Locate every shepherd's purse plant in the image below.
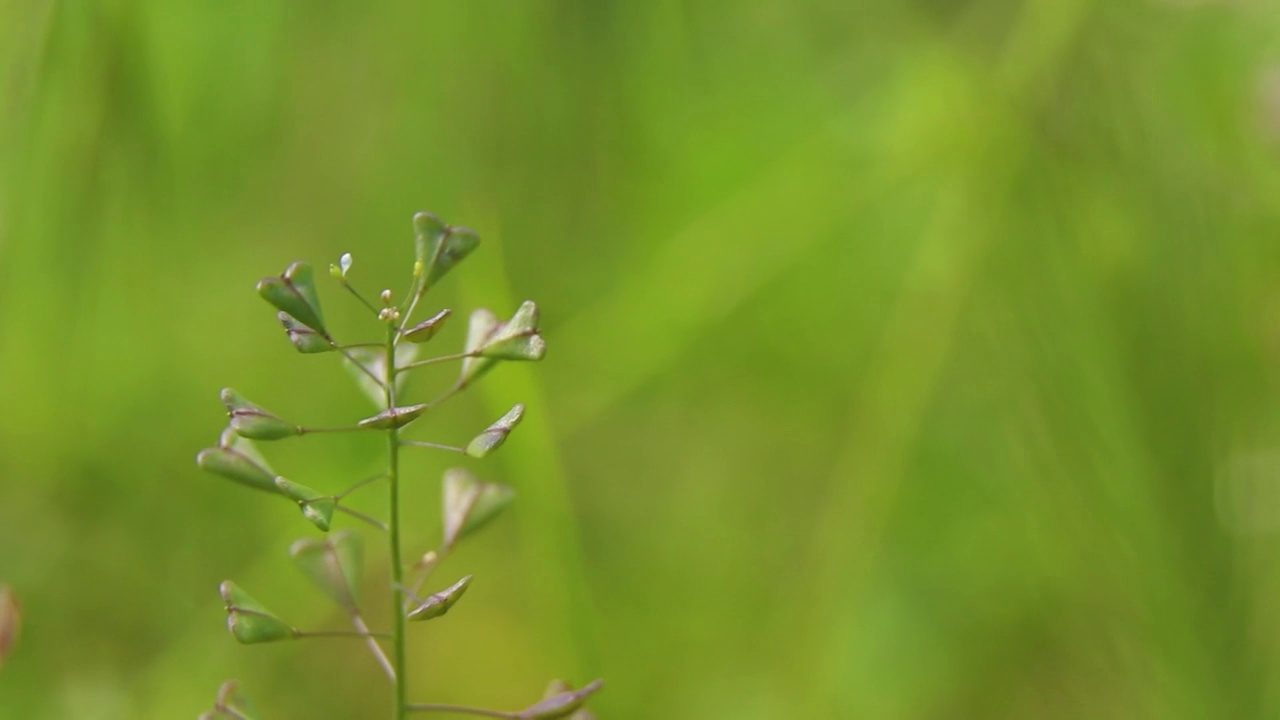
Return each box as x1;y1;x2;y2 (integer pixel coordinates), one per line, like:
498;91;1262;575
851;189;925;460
194;212;602;720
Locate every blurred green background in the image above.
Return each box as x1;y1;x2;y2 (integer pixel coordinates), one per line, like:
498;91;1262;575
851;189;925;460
4;1;1280;718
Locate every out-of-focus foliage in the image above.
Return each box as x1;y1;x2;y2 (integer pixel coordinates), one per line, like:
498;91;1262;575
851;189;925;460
3;1;1280;718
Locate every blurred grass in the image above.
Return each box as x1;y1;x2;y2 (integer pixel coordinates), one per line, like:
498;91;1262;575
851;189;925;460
5;1;1280;718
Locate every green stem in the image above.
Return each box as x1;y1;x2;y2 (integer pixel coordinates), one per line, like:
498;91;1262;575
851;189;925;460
404;704;514;718
385;324;408;720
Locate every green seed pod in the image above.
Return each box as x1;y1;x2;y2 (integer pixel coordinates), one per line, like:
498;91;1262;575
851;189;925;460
442;468;515;549
219;581;296;644
289;530;363;610
515;680;604;719
413;212;480;293
406;575;473;622
196;442;279;494
357;403;429;430
278;312;333;353
459;309;500;385
204;681;262;720
479;301;547;361
221;388;299;440
401;308;452;344
274;478;335;532
465;403;525;458
257;262;327;336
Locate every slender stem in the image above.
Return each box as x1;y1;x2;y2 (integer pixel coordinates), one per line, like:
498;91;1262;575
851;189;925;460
397;291;424;342
408;546;450;597
336;473;389;499
400;440;465;454
351;611;396;683
404;704;514;718
426;380;465;410
295;629;392;640
385;324;408;720
335;341;384;350
343;283;383;317
340;348;387;390
298;425;369;436
396;352;476;374
335;504;389;532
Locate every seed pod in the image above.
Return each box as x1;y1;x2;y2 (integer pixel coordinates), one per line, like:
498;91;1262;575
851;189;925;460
406;575;473;621
219;581;296;644
196;433;280;495
465;404;525;458
401;309;452;344
279;312;333;353
221;388;299;440
290;531;363;610
413;212;480;293
515;680;605;719
257;262;327;336
275;478;336;532
357;403;430;430
442;468;515;549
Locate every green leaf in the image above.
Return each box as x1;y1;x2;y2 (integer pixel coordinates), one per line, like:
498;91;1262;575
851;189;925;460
479;301;547;361
257;262;327;336
274;478;335;532
400;308;452;344
278;312;333;353
413;212;480;292
405;575;473;621
221;388;299;440
357;403;429;430
196;431;280;494
516;680;604;719
0;585;19;671
289;530;363;610
465;403;525;458
219;582;296;644
460;308;500;385
442;468;515;549
342;344;419;406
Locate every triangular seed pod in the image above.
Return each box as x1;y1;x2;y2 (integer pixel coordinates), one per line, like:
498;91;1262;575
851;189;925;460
465;403;525;458
257;262;327;336
413;212;480;293
289;530;363;610
442;468;515;549
196;443;279;495
357;403;430;430
479;301;547;361
219;581;296;644
401;308;452;344
221;388;299;440
515;680;604;719
278;312;333;354
342;344;419;407
459;308;500;385
405;575;473;621
274;478;335;532
210;681;262;720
